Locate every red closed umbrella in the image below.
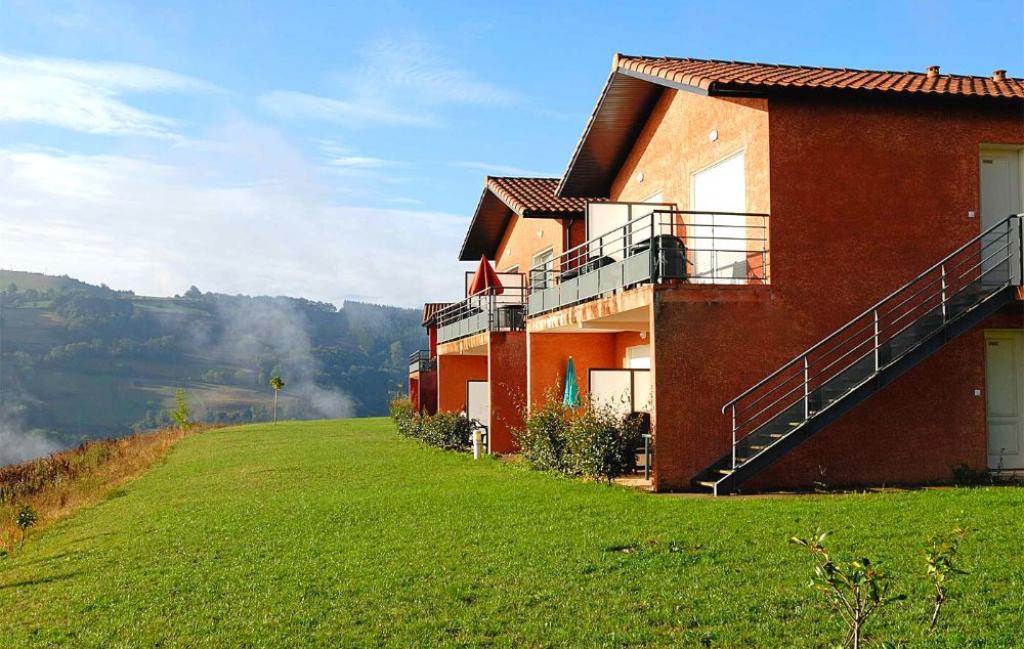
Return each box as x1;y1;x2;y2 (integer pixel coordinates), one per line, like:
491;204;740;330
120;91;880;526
468;255;504;296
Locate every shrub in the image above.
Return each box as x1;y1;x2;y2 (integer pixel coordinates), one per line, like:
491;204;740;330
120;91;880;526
389;395;472;451
388;396;420;438
514;398;571;472
515;394;641;481
564;403;642;482
421;412;474;451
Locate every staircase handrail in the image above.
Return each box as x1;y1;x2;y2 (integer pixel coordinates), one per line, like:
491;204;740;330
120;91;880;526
722;213;1023;415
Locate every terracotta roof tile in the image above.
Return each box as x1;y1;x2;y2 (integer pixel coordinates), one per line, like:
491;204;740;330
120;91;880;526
422;302;450;326
616;55;1024;99
484;177;592;217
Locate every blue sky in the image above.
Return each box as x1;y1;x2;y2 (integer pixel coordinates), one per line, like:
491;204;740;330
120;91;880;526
1;1;1022;306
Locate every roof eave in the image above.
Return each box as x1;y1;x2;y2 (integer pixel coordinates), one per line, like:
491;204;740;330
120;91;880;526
555;67;619;198
457;186;504;262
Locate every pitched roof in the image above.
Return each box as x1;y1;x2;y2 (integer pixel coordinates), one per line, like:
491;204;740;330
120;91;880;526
459;177;598;261
422;302;449;326
616;55;1024;99
484;177;591;217
558;55;1024;197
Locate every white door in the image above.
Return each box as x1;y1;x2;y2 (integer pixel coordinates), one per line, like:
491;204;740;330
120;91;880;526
692;152;747;283
985;331;1024;470
467;380;489;430
979;150;1022;285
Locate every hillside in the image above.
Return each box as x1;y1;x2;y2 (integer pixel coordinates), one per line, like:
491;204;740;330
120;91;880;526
0;419;1021;647
0;271;423;462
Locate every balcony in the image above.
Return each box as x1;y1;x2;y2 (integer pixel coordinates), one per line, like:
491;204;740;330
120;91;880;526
436;273;528;344
527;206;769;316
409;350;435;375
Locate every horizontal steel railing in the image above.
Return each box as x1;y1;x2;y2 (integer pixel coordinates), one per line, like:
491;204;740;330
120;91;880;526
435;275;528;343
722;214;1023;470
527;209;770;314
408;350;434;374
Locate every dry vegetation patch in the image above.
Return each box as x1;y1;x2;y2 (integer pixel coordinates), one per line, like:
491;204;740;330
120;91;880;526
0;425;214;551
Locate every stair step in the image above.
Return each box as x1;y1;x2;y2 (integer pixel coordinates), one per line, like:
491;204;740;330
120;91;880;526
697;480;717;489
717;468;733;476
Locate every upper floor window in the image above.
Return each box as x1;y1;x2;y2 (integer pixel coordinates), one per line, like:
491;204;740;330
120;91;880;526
530;248;554;290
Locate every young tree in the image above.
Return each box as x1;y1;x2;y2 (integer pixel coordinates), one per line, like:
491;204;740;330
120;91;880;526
925;527;968;631
16;504;37;548
270;375;285;423
791;529;904;649
170;389;193;430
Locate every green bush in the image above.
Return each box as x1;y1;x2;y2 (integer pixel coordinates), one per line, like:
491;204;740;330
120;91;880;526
421;412;474;451
515;395;641;481
564;403;641;482
389;395;472;451
388;396;420;438
514;398;570;472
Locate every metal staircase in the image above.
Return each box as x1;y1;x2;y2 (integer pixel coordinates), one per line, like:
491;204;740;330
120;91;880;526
694;214;1024;495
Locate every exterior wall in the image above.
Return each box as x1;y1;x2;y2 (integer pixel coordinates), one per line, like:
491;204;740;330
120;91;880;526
528;331;649;407
437;354;487;413
613;332;648;366
567;218;587;249
420;369;438;415
494;213;569;274
428;325;438;357
488;332;527;453
408;375;420;411
610;89;770;213
529;332;617;406
645;91;1024;490
408;370;439;415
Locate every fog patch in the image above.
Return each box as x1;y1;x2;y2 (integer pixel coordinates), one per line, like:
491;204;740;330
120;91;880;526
0;391;60;466
207;294;355;420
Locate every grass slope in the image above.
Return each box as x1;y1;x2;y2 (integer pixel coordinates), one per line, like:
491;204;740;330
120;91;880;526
0;419;1021;648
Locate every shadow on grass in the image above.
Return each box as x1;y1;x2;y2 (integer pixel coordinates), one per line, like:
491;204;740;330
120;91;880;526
0;550;83;571
0;571;83;590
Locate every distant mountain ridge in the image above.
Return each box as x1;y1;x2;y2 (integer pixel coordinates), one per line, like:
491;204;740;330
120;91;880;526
0;270;423;464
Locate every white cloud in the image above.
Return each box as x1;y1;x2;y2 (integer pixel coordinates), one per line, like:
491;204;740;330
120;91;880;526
260;90;435;128
389;197;424;206
0;139;468;307
345;38;520;107
326;155;394;169
452;161;556;177
0;53;215;137
261;36;520;128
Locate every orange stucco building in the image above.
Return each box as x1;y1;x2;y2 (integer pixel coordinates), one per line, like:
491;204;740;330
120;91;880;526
413;54;1024;494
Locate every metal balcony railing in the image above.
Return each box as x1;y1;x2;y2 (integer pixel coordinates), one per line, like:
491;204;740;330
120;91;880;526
435;274;528;344
527;208;770;315
408;350;434;375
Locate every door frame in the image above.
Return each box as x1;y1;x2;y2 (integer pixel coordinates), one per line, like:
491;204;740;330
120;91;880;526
979;146;1024;285
690;149;748;283
984;328;1024;470
979;145;1024;216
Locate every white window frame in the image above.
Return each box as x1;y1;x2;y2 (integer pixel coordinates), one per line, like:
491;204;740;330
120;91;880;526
530;247;554;290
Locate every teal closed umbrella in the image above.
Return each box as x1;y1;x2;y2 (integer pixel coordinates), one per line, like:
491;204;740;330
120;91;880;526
563;356;581;407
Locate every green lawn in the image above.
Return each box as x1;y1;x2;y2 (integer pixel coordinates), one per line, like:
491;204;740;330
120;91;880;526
1;419;1021;648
